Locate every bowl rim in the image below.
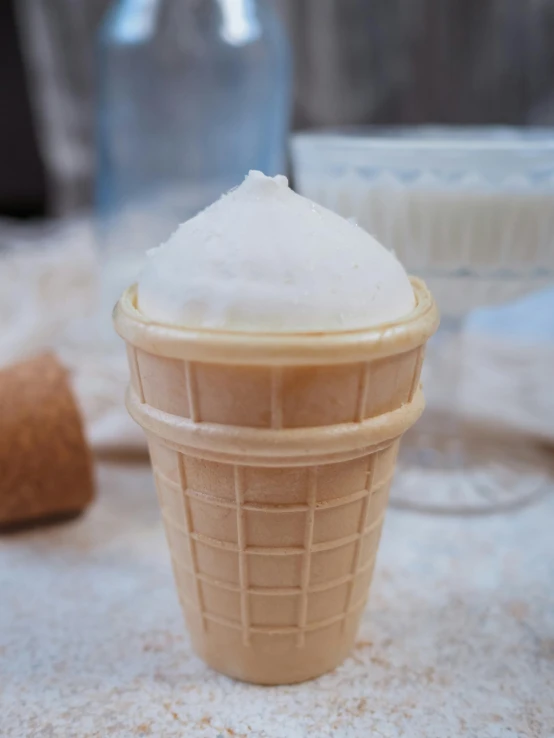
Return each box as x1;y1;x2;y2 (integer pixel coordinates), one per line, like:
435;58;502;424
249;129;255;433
292;125;554;154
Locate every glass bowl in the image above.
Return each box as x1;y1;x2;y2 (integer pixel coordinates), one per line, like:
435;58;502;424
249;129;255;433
292;126;554;315
291;126;554;514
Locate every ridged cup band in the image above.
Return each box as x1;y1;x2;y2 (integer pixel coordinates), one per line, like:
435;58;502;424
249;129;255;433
126;384;425;467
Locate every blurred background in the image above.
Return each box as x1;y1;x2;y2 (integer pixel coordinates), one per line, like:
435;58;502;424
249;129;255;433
3;0;554;219
3;6;554;730
1;0;554;514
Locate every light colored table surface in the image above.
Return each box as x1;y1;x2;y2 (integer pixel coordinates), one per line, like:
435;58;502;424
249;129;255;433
1;460;553;738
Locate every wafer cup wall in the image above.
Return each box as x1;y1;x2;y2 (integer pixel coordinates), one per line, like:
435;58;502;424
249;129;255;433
114;278;438;684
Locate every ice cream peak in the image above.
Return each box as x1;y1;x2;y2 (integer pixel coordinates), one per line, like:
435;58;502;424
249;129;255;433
137;171;415;332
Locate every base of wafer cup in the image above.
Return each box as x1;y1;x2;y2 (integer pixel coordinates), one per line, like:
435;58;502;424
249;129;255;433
115;277;438;684
190;600;363;684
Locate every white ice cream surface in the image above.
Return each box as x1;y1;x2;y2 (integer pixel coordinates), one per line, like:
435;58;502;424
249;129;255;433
137;171;415;332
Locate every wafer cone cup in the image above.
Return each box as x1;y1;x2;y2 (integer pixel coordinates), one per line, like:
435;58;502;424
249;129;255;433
114;278;438;684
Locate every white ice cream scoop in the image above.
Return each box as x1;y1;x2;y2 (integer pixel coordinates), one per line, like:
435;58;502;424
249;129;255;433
137;170;415;332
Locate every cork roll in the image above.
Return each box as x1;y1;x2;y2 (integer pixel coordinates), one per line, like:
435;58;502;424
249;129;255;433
0;353;94;529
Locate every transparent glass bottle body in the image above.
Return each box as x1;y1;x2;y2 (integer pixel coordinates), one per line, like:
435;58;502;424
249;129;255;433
96;0;291;314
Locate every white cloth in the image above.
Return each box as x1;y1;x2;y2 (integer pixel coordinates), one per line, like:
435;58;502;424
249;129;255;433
0;219;143;453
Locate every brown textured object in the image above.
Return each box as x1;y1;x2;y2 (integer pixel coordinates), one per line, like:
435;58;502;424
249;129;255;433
0;353;94;528
115;278;439;684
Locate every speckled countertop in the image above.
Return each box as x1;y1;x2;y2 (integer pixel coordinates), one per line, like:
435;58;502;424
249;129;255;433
1;461;553;738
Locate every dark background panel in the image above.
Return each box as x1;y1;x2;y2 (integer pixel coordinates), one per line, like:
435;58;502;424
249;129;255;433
0;0;47;218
